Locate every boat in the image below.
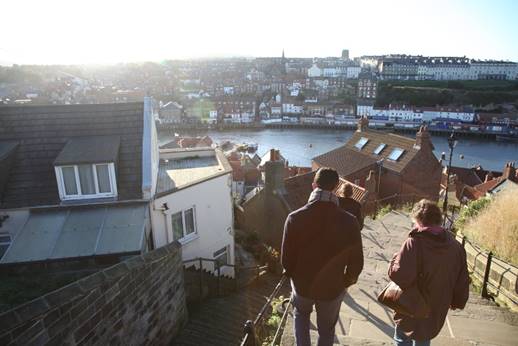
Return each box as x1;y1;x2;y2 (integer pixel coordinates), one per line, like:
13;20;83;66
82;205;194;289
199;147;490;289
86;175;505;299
496;135;518;143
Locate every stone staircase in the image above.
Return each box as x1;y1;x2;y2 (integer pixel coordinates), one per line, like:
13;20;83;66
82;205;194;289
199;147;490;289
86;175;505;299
280;211;518;346
171;273;288;346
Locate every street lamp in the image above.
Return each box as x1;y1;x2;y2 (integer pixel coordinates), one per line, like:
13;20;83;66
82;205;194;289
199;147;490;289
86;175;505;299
442;131;457;226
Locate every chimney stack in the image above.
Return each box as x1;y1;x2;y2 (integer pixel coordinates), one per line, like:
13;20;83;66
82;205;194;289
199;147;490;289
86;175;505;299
357;116;369;132
415;125;433;150
264;149;285;194
503;162;517;182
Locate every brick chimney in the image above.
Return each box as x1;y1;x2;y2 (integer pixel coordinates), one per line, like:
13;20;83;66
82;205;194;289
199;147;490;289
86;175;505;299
415;125;433;150
502;162;517;182
365;170;378;197
264;149;285;194
357;116;369;132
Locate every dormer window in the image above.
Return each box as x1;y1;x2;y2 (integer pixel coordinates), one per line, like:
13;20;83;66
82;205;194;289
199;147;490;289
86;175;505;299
56;163;117;200
54;136;120;201
354;137;369;150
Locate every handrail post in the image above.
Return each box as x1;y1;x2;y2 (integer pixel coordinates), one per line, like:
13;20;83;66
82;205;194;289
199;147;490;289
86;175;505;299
461;236;466;248
199;258;203;302
243;320;255;346
235;266;239;291
482;251;493;298
217;262;221;297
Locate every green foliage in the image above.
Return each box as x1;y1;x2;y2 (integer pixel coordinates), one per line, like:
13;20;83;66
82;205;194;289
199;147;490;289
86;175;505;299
455;197;491;230
376;80;518;107
375;204;393;219
260;295;286;346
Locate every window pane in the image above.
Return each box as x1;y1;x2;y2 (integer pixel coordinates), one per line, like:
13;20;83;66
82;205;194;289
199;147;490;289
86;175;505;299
214;246;228;267
171;212;184;240
96;164;111;193
62;167;78;195
78;165;96;194
184;208;195;235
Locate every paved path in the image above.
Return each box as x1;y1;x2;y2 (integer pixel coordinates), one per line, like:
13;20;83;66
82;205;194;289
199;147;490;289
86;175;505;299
281;211;518;346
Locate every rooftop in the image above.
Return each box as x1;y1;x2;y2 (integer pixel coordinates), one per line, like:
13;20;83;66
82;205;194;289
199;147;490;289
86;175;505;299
156;148;232;195
0;202;148;264
0;102;145;209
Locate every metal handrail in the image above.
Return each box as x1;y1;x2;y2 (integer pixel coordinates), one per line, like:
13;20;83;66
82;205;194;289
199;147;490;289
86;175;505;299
270;297;292;346
182;257;267;271
239;275;288;346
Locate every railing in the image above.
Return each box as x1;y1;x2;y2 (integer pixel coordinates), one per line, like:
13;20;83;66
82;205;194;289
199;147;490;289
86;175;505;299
182;257;267;300
240;275;291;346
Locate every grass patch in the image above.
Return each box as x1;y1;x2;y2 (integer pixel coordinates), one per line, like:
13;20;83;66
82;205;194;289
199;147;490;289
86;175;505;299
375;204;393;219
460;191;518;266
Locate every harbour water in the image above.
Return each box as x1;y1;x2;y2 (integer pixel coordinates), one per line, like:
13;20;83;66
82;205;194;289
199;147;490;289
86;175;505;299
158;128;518;172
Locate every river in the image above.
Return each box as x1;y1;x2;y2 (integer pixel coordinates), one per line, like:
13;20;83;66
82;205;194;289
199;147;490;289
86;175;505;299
158;128;518;172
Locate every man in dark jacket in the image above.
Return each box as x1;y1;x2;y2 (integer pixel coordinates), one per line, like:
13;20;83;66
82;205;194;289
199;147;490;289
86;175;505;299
338;182;364;230
388;199;469;345
282;167;364;346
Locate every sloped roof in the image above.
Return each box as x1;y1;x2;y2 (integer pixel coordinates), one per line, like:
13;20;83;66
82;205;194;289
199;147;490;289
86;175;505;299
54;136;120;165
0;202;147;264
283;171;315;211
448;166;483;187
281;172;367;212
0;103;145;208
313;129;424;177
312;145;377;178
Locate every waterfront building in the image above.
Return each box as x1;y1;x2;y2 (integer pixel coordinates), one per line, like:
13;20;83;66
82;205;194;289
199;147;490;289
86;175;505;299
357;71;378;99
312;117;442;202
360;55;518;80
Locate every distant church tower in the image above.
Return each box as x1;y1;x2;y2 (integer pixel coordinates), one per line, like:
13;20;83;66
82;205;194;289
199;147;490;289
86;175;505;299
281;49;287;75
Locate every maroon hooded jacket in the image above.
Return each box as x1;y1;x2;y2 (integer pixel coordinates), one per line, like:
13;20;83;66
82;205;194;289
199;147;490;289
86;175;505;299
388;227;469;341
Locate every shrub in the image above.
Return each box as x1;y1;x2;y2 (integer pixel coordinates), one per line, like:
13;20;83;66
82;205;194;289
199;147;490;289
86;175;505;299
455;197;491;229
461;191;518;266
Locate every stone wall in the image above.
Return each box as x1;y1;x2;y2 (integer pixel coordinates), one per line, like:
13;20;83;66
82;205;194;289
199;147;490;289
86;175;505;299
0;241;187;345
458;234;518;311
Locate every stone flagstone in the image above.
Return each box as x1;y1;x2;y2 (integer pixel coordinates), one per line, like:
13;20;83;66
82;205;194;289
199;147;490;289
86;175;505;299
280;211;518;346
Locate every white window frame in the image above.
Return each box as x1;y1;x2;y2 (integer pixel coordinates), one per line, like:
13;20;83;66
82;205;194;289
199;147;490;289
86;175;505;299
354;137;369;150
388;148;405;161
213;245;229;268
169;206;198;244
55;162;118;200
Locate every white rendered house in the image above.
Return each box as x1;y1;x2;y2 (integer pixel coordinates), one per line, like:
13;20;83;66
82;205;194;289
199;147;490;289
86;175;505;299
150;147;235;276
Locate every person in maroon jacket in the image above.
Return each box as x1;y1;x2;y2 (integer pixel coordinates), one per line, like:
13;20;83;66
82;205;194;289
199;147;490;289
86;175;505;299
388;199;469;346
282;168;363;346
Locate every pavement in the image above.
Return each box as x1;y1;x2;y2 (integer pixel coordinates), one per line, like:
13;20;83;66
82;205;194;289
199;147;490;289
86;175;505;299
280;211;518;346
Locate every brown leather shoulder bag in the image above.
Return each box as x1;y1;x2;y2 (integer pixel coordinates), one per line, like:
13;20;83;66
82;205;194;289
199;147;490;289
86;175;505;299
377;236;431;319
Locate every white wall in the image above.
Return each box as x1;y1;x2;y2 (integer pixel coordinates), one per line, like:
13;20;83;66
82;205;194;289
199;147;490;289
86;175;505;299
151;173;235;276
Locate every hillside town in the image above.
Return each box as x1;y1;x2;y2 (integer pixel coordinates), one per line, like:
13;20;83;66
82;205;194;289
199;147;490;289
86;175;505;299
2;51;518;139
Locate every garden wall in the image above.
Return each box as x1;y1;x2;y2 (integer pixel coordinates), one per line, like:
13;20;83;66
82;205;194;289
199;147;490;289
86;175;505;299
0;241;187;345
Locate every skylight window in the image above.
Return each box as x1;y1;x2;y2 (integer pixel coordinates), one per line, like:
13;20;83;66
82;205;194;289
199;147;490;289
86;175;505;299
373;143;386;155
388;148;405;161
354;137;369;150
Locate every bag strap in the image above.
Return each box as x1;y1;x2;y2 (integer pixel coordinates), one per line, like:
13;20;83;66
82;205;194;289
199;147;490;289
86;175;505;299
412;235;427;297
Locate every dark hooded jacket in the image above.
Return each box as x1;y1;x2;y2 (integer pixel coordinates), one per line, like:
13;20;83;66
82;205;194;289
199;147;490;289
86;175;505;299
388;227;469;341
282;200;363;300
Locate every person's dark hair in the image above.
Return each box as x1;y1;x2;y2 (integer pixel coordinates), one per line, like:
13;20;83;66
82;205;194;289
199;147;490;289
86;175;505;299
339;183;353;198
411;199;442;226
314;167;339;191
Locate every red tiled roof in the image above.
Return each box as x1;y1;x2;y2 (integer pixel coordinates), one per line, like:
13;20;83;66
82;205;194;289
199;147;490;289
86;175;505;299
474;179;501;194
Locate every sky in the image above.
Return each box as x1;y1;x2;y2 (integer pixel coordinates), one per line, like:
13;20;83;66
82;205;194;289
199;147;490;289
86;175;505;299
1;0;518;65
